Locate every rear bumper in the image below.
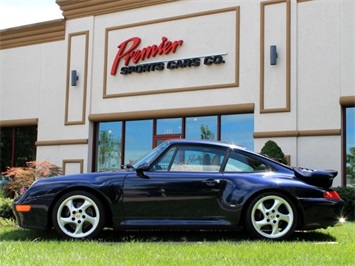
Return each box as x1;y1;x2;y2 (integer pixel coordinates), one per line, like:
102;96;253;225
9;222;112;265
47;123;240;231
298;198;344;230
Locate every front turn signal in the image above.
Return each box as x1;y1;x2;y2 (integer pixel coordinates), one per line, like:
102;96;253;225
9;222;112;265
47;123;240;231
15;205;31;212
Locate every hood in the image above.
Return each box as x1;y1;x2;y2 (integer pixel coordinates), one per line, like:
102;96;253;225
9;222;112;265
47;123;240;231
294;167;337;189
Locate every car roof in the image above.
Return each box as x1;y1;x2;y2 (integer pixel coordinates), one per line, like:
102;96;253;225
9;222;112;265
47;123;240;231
164;138;246;150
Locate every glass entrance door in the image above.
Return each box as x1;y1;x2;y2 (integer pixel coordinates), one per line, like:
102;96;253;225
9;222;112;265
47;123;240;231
154;118;183;147
153;134;182;147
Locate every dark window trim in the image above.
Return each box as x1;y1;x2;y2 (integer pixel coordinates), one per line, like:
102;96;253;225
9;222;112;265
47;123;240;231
340;96;355;186
341;107;346;186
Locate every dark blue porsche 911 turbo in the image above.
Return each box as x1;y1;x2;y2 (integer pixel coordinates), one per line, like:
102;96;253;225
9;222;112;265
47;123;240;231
13;139;344;240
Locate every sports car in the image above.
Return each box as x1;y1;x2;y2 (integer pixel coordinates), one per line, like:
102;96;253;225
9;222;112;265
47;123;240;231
12;139;344;240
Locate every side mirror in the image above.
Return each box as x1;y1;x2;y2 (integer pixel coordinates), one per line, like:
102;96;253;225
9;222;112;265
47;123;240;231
136;163;149;178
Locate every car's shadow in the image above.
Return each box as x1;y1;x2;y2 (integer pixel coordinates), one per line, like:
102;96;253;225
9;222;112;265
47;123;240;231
98;229;337;243
1;227;337;243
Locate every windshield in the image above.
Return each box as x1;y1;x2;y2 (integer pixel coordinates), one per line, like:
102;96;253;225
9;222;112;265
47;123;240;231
133;141;169;168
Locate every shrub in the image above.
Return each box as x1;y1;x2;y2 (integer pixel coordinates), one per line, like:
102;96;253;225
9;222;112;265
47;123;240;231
260;140;288;165
2;160;62;198
334;186;355;221
0;197;14;220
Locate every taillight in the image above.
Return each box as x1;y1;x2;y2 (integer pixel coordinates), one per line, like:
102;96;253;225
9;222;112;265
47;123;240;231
324;190;341;199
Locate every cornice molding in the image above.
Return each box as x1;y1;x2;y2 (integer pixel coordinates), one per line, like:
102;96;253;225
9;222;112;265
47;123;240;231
0;19;65;50
0;118;38;127
56;0;179;19
254;129;341;139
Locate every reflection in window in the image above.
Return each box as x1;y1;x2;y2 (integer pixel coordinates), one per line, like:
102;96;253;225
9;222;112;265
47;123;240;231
0;126;37;172
156;118;182;135
346;107;355;186
125;120;153;164
186;116;217;140
97;122;122;171
15;127;37;167
0;128;12;171
221;114;254;151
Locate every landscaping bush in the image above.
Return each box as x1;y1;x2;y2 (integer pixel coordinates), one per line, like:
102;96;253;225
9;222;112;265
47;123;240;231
2;160;62;198
0;197;14;220
334;186;355;221
260;140;288;165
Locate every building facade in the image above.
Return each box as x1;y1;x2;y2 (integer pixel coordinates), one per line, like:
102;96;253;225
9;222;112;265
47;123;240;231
1;0;354;186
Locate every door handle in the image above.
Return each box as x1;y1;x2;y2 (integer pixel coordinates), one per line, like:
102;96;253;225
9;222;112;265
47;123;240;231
202;179;221;186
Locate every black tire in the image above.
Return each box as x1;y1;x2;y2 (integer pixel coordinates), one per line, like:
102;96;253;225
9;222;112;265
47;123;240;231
52;190;105;239
244;192;297;240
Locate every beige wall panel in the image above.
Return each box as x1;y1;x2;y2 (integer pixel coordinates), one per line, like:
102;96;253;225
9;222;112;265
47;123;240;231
65;31;88;125
298;136;341;187
37;145;88;172
0;46;42;120
63;159;84;175
263;2;287;110
340;0;355;96
297;1;340;130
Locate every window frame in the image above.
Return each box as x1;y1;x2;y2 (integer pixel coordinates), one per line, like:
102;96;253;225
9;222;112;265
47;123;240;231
342;106;355;186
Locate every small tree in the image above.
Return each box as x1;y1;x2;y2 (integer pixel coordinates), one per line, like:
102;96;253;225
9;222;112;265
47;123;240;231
260;140;288;165
2;160;62;198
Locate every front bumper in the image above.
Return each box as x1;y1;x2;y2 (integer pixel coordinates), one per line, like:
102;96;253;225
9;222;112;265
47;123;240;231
12;196;52;230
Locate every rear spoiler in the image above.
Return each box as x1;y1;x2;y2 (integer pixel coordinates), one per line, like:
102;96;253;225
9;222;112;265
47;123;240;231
294;167;337;189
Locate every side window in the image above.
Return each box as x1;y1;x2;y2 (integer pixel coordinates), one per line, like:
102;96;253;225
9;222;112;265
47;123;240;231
225;151;269;172
151;147;177;171
169;145;225;172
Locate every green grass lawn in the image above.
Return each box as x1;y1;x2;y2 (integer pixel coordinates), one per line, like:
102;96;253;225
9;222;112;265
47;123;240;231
0;222;354;266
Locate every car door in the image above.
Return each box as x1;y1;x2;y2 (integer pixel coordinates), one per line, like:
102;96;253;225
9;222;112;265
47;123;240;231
219;149;273;222
122;144;228;226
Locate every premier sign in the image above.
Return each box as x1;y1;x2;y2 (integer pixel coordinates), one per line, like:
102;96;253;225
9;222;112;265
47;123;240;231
110;36;226;76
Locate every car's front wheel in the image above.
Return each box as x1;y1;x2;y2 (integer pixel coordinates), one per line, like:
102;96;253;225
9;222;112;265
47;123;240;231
245;192;297;240
52;190;105;239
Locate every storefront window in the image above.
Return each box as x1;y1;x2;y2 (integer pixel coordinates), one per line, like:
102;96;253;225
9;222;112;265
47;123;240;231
221;114;254;151
0;126;37;172
95;113;254;171
0;128;12;172
345;107;355;186
97;122;122;171
156;118;182;135
124;120;153;164
186;116;217;140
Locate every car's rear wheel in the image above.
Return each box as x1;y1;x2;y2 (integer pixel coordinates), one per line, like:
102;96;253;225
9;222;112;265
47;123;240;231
52;190;105;239
245;192;297;240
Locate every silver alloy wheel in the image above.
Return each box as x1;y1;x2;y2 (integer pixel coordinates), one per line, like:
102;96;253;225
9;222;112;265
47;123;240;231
56;194;101;239
250;195;294;239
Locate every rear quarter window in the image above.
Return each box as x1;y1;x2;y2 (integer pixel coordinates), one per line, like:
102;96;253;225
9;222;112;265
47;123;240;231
225;151;269;172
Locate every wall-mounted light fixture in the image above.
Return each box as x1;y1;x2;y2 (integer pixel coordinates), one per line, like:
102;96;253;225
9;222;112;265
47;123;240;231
270;45;278;65
71;70;79;86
